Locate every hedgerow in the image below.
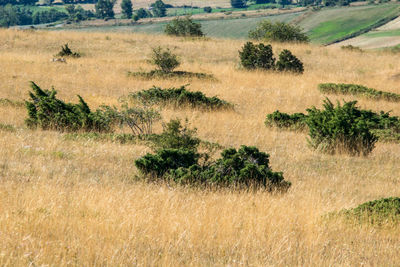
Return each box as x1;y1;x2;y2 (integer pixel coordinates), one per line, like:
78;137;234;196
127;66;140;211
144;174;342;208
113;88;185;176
129;86;233;110
318;83;400;102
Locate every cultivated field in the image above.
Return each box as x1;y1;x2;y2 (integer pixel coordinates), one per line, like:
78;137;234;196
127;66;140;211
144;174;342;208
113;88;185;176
1;29;400;265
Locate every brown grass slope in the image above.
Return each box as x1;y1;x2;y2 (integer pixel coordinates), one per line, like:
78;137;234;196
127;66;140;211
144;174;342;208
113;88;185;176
0;29;400;266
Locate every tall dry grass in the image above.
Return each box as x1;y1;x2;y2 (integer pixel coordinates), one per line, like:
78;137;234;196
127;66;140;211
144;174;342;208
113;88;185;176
0;29;400;266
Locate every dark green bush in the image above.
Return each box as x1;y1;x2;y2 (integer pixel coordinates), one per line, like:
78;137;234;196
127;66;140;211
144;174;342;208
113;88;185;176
276;49;304;74
25;82;112;132
150;47;180;73
318;83;400;102
129;86;232;110
340;197;400;226
203;6;212;13
164;16;204;37
168;146;290;190
56;43;81;58
239;42;275;70
265;110;307;130
306;99;378;156
230;0;246;8
249;20;309;43
135;148;199;177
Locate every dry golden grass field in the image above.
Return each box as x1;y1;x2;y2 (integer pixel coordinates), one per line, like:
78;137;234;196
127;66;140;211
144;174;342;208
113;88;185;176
1;29;400;266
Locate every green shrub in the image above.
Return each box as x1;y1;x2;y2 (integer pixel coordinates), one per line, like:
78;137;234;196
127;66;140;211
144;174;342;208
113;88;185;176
275;49;304;74
249;20;309;43
239;42;275;70
341;45;363;52
306;99;378;156
135;148;199;177
150;47;180;73
25;82;112;132
128;70;215;80
318;83;400;102
129;86;233;110
265;110;307;130
169;146;290;190
164;16;204;37
56;43;81;58
231;0;246;8
203;6;212;13
340;197;400;226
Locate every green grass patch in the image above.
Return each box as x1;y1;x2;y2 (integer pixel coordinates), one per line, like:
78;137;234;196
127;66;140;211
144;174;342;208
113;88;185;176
332;197;400;227
0;98;25;107
318;83;400;102
0;123;16;132
128;86;233;110
300;4;400;44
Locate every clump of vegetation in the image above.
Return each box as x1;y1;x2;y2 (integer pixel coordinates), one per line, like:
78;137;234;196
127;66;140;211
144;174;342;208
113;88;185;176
0;123;15;132
341;45;363;52
338;197;400;226
276;49;304;74
230;0;246;8
25;82;113;132
239;42;275;70
239;42;304;73
0;98;24;107
135;119;290;190
95;0;115;19
265;98;400;152
249;20;309;43
318;83;400;102
306;99;378;156
56;43;81;58
129;47;214;80
129;86;233;110
164;16;204;37
150;46;180;73
203;6;212;13
150;0;167;17
265;110;307;130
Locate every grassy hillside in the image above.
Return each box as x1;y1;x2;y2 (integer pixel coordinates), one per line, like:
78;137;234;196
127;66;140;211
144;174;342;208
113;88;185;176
1;29;400;265
300;3;400;44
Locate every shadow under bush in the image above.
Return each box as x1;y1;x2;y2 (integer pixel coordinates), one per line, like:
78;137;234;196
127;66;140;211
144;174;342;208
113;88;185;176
128;70;215;80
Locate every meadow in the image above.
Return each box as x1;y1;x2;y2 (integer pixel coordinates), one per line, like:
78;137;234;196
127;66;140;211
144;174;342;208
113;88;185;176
0;29;400;265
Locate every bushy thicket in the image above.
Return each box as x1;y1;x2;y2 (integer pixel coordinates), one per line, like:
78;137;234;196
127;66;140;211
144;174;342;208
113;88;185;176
318;83;400;102
164;16;204;37
135;119;290;190
239;42;275;70
25;82;113;132
339;197;400;226
56;43;81;58
239;42;303;73
265;99;400;155
306;99;378;156
249;20;309;43
276;49;304;74
129;86;233;110
65;4;94;22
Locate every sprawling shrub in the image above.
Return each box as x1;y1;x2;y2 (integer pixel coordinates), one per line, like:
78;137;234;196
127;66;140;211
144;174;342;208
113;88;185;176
306;99;378;156
341;45;363;52
169;146;291;190
129;86;233;110
275;49;304;73
56;43;81;58
164;16;204;37
265;110;307;130
239;42;275;70
318;83;400;102
339;197;400;226
249;20;309;43
231;0;246;8
150;47;180;73
25;82;112;132
203;6;212;13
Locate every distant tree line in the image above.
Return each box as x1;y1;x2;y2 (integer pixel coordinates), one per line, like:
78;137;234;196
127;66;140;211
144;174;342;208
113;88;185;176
0;5;68;26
